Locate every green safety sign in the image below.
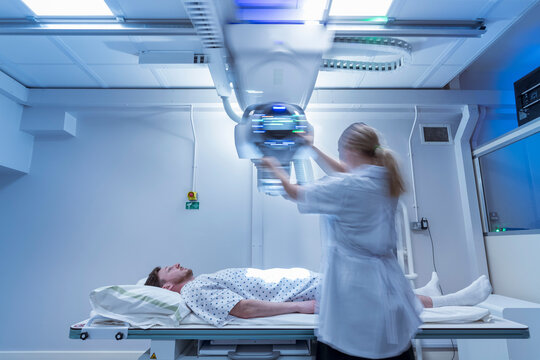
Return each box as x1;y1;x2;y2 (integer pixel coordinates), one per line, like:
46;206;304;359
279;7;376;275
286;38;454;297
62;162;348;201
186;201;199;210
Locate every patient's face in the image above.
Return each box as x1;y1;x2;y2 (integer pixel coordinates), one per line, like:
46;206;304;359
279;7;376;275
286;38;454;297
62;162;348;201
158;263;193;287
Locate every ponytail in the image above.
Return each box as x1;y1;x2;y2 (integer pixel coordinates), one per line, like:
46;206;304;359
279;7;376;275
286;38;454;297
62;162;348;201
340;122;406;198
374;147;405;198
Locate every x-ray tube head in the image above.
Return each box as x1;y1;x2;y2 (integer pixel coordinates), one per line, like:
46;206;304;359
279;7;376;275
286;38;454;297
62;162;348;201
234;102;313;195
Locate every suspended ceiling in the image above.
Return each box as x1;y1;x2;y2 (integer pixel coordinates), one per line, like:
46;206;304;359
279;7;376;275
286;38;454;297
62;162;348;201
0;0;538;89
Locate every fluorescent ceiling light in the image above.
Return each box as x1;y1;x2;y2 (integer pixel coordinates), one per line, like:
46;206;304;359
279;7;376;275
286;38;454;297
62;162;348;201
329;0;393;17
21;0;114;16
302;0;327;21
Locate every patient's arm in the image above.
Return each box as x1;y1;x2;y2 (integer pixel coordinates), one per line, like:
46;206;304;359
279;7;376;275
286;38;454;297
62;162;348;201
230;299;315;319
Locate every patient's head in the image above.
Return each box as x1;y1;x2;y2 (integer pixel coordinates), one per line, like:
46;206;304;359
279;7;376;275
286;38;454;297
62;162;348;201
145;263;194;293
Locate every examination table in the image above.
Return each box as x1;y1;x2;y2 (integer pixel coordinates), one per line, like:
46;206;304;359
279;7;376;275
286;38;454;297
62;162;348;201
70;310;529;360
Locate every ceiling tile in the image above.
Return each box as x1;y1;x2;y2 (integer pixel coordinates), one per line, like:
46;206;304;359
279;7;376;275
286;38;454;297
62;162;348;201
15;64;98;87
444;20;511;66
407;38;460;66
131;36;204;54
484;0;539;20
315;71;365;88
391;0;494;19
89;65;161;87
0;36;73;64
158;67;214;87
0;0;33;18
59;36;140;65
0;63;42;87
359;65;431;88
107;0;188;19
421;65;463;88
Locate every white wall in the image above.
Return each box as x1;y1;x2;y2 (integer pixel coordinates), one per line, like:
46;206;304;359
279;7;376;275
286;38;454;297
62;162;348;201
0;93;33;174
0;102;478;351
264;107;472;293
0;107;252;351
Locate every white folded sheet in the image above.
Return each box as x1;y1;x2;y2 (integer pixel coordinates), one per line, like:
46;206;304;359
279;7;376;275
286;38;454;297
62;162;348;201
420;306;491;323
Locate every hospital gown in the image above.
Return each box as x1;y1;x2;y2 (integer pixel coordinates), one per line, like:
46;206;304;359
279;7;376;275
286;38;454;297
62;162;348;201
180;268;320;327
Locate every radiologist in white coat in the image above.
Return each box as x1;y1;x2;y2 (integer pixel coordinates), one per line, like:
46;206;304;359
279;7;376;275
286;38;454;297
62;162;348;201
262;123;423;360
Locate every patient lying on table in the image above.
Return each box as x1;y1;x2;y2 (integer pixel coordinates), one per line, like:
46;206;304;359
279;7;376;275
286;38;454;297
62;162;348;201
144;265;491;327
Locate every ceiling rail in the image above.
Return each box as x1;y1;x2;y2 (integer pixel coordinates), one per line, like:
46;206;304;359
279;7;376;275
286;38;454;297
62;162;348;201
0;19;196;36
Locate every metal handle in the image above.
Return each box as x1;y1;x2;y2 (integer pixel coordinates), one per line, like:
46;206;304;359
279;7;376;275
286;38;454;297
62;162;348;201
227;350;280;360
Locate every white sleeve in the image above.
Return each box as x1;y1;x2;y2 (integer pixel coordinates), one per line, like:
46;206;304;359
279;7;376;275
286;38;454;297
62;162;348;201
297;175;347;215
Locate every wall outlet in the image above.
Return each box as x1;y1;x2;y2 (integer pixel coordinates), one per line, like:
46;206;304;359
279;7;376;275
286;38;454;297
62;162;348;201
411;218;429;231
411;221;422;230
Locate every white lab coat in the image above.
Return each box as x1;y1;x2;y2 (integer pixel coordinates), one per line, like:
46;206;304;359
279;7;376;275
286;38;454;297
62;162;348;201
297;165;422;359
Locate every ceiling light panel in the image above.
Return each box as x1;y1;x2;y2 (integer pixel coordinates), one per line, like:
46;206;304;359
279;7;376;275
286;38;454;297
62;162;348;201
21;0;114;17
235;0;327;22
329;0;393;17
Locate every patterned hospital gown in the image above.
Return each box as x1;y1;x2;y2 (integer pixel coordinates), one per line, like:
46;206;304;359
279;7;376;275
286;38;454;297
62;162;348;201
180;268;321;327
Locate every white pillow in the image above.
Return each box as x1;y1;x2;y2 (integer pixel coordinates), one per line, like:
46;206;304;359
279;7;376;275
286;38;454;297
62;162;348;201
136;277;147;286
90;285;191;329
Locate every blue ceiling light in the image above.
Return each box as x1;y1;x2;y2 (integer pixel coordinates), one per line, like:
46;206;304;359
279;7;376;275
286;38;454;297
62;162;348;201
234;0;327;23
235;0;299;9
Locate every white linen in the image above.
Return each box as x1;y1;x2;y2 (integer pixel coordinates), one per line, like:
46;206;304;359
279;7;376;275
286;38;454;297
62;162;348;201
90;285;191;329
179;307;489;327
297;165;423;359
421;306;491;323
181;268;320;327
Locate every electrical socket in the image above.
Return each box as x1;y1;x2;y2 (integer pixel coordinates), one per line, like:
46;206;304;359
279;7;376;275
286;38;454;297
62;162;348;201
411;217;429;230
411;221;422;230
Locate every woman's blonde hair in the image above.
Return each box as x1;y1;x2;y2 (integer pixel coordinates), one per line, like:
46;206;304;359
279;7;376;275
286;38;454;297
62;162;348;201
339;122;405;198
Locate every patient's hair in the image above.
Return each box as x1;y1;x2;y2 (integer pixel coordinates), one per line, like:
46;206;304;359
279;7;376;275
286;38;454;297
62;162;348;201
145;266;162;288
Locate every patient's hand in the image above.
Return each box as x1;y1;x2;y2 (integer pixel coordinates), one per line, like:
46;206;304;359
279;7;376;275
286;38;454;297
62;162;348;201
417;295;433;308
297;300;316;314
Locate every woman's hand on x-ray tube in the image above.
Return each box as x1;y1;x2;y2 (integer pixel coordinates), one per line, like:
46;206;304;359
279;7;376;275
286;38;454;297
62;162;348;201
261;157;300;200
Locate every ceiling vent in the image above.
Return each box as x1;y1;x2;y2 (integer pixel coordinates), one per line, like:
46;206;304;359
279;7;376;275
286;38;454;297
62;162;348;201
181;0;224;49
420;124;453;144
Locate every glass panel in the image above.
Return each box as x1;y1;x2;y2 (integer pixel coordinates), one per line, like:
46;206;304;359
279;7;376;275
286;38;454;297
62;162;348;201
472;110;518;149
479;131;540;232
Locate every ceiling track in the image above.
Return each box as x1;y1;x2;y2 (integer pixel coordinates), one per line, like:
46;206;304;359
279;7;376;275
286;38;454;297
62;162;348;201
0;18;486;38
329;18;487;38
0;21;196;36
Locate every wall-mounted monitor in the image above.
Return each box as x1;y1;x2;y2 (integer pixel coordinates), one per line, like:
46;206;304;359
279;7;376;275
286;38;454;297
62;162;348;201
514;66;540;127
